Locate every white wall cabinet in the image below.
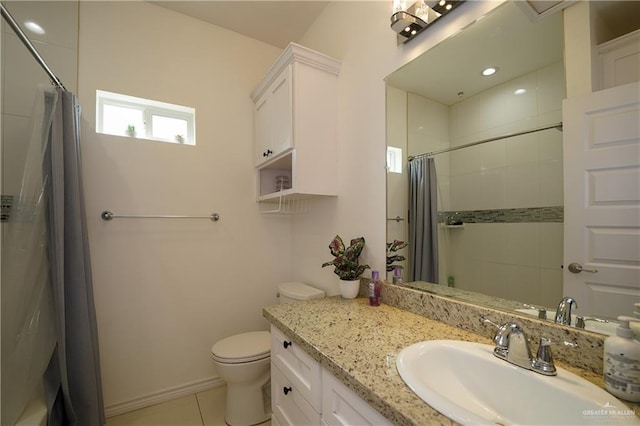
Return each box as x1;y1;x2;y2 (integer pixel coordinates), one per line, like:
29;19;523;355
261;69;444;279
270;326;390;426
254;65;293;166
598;29;640;91
251;43;341;203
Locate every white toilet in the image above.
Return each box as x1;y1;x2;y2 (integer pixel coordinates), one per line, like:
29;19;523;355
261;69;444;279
210;282;325;426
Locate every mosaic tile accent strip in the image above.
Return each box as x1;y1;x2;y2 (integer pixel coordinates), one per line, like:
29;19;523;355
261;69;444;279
1;195;13;223
441;206;563;224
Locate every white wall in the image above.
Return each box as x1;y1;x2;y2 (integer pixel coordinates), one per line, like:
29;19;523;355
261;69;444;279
78;0;503;412
77;1;288;411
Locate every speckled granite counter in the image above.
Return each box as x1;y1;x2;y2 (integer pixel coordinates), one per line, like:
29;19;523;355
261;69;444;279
263;296;627;426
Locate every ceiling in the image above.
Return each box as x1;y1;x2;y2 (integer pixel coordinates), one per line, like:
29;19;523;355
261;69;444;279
150;1;329;48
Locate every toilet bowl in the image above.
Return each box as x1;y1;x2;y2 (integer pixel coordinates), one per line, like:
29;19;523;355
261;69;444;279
211;282;324;426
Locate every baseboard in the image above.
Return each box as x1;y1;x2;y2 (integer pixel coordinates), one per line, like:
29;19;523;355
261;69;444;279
104;376;225;418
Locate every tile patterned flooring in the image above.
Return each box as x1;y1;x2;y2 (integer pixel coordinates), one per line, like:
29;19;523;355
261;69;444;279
105;386;271;426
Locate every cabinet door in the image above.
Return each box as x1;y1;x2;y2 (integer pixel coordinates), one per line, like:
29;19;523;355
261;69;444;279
271;325;322;411
269;65;293;159
254;94;270;165
272;363;321;426
321;368;391;426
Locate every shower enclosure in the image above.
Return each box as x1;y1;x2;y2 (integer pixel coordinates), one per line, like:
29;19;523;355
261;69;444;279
2;3;104;425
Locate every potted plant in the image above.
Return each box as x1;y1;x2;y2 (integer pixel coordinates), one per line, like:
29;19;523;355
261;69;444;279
322;235;370;299
386;240;408;272
126;124;136;137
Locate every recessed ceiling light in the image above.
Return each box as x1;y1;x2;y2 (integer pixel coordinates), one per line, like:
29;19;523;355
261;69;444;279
514;88;527;95
482;67;498;76
24;21;45;35
446;4;452;10
439;0;446;5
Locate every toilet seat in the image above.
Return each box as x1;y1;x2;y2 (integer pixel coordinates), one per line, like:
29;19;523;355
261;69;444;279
211;331;271;364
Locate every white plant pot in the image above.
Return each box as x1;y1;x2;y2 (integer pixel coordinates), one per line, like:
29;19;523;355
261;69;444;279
339;279;360;299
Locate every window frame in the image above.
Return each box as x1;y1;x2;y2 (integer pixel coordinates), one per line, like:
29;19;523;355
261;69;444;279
96;90;196;145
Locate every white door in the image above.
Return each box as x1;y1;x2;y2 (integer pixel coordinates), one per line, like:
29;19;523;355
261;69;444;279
563;81;640;319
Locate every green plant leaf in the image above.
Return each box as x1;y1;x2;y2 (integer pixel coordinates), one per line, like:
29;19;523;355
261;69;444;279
328;235;345;257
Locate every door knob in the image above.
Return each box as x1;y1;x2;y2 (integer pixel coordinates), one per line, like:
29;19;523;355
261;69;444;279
568;263;598;274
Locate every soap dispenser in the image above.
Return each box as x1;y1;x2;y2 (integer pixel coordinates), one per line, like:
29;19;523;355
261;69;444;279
603;316;640;402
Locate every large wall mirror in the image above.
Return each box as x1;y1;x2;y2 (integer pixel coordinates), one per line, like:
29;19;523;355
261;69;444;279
384;0;640;336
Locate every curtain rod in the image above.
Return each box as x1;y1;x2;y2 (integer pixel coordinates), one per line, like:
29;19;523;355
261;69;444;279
1;3;67;91
408;122;563;161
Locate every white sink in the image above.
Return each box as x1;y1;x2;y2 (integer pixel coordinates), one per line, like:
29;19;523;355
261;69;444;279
514;308;619;336
396;340;639;425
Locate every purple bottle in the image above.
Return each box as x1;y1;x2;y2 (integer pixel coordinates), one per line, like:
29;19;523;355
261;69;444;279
369;270;381;306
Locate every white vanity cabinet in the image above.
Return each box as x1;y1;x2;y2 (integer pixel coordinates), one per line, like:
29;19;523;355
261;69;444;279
270;325;390;426
251;43;340;203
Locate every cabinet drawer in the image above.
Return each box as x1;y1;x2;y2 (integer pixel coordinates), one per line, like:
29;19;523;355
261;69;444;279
272;363;321;426
271;325;322;411
321;368;392;426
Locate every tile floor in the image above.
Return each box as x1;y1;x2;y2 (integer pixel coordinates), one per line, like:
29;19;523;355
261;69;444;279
105;386;271;426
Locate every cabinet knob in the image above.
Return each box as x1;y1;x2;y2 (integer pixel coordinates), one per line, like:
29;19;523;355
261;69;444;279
283;386;292;395
283;340;292;349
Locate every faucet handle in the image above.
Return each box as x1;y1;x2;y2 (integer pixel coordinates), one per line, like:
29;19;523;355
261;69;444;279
532;337;578;376
480;317;512;348
575;315;610;329
533;337;556;375
523;304;548;320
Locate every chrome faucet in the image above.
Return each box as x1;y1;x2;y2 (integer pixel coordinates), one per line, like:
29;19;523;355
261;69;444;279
555;297;578;325
482;318;575;376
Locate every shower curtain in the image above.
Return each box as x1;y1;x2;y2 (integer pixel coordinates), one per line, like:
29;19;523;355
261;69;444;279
2;87;59;426
44;89;105;426
408;157;439;283
1;87;104;425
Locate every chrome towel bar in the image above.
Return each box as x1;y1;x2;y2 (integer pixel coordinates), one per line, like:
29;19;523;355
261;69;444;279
387;216;405;222
101;211;220;222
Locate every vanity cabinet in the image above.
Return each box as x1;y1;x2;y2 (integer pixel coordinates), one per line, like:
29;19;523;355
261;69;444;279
270;325;389;426
251;43;341;203
321;369;392;426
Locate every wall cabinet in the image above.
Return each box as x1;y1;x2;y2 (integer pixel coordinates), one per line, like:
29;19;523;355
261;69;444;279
270;326;391;426
254;65;293;166
598;29;640;90
251;43;341;204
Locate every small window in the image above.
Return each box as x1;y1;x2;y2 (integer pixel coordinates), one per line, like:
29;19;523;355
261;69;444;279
387;146;403;174
96;90;196;145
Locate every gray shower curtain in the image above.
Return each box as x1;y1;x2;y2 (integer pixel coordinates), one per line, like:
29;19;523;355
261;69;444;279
408;157;439;283
44;90;105;426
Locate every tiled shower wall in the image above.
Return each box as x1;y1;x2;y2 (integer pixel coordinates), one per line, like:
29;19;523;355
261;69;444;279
395;61;565;308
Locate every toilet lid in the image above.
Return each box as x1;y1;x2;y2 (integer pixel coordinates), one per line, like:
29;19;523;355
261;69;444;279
211;331;270;363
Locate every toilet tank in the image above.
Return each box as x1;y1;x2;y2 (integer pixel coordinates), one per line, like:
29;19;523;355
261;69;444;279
278;282;325;304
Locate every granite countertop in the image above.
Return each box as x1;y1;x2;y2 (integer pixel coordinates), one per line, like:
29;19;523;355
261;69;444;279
263;295;632;426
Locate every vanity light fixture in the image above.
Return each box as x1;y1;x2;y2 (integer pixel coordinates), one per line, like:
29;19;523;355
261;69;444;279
482;66;498;76
391;0;465;45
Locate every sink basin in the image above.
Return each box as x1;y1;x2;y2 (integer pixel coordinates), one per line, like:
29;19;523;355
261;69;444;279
514;308;619;335
396;340;639;425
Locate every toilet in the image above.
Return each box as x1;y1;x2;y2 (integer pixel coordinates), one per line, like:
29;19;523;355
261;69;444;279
210;282;325;426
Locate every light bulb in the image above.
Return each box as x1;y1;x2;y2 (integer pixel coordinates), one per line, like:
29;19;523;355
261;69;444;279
482;67;497;76
24;21;45;35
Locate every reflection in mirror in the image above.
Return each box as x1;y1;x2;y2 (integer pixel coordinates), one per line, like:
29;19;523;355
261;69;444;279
385;2;577;327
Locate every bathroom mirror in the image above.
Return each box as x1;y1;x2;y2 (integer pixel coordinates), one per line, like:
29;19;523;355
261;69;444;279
384;2;581;330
